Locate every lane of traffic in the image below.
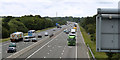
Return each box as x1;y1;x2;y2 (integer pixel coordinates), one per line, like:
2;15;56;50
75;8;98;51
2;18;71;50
2;25;66;58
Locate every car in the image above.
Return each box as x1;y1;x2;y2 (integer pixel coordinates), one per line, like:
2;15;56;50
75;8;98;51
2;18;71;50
66;30;69;34
9;43;16;47
53;28;56;31
64;30;66;32
38;34;42;38
49;33;54;38
64;29;67;32
32;38;37;42
7;47;16;53
24;36;31;42
45;32;48;36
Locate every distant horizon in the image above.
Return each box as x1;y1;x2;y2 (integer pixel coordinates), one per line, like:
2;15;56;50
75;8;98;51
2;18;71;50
0;0;119;17
0;14;97;18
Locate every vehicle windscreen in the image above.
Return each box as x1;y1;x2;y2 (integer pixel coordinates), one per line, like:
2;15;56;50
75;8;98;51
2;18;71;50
72;32;75;34
25;37;29;39
68;38;74;41
69;35;75;36
8;47;13;50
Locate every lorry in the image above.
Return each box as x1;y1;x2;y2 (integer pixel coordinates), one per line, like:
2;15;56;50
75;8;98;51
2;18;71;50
56;23;62;28
74;23;77;27
28;30;36;38
67;33;76;46
71;29;76;34
73;27;77;32
10;32;23;42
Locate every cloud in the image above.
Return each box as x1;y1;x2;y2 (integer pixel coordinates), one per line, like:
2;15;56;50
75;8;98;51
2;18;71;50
0;0;119;17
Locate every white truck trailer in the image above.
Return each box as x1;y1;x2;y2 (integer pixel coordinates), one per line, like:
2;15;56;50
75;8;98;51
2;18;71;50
10;32;23;42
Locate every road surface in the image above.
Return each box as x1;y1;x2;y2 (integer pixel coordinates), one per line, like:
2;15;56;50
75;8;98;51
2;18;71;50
2;22;89;60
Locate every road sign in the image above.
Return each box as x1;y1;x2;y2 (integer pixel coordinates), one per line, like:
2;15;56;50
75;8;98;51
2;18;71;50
96;8;120;52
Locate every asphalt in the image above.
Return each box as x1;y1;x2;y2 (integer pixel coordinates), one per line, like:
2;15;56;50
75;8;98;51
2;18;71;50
2;22;89;59
1;25;66;58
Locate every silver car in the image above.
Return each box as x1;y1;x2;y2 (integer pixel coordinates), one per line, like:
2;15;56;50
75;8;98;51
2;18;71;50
32;38;37;42
7;47;16;53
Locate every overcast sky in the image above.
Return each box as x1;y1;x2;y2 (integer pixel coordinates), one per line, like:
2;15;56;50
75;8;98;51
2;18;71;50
0;0;119;17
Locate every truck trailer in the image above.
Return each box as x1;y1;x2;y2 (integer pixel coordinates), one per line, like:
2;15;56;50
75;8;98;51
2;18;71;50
10;32;23;42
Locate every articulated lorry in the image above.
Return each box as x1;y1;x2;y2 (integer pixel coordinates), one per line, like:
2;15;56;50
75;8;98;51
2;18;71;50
67;33;76;46
56;23;62;28
74;23;77;27
10;32;23;42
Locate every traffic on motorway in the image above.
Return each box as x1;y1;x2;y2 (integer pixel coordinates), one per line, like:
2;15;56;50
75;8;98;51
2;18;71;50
2;22;89;59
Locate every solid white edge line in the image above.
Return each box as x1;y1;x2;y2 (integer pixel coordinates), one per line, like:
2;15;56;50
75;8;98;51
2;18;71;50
25;32;63;59
76;27;78;60
79;25;90;58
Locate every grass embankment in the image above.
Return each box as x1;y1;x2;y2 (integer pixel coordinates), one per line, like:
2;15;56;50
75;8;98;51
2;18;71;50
79;25;108;58
0;26;56;43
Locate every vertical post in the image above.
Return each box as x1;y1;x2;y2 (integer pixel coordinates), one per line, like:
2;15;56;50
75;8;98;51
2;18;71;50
99;15;102;51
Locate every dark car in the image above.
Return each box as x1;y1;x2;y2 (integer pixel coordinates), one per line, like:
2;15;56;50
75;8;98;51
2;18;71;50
7;47;16;53
9;43;16;47
49;34;54;38
32;38;37;42
66;30;69;34
53;28;56;31
38;34;42;38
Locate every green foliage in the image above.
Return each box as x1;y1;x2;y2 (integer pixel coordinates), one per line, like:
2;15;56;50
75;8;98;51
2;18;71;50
2;27;9;38
79;15;120;59
79;15;96;41
2;15;55;38
8;19;28;33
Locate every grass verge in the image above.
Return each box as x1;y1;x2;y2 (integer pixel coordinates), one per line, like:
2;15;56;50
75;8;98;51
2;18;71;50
79;25;108;58
0;26;56;43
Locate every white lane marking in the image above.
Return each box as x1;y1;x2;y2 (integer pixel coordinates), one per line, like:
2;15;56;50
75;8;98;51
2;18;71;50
79;27;85;45
68;46;72;48
79;26;90;58
76;29;78;60
60;57;61;59
47;53;49;54
61;53;63;55
87;52;90;58
26;32;63;59
58;46;62;48
48;45;50;47
49;50;52;52
63;50;64;52
44;57;46;58
0;43;9;46
52;47;54;49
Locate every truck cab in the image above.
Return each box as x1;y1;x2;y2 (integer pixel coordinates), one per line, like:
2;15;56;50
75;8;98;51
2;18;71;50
67;33;76;46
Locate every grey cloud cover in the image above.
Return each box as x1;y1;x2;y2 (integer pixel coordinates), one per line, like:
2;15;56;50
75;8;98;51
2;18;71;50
0;0;119;17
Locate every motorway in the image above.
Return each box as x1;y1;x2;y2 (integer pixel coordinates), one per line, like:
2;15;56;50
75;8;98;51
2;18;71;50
1;25;66;59
2;22;89;59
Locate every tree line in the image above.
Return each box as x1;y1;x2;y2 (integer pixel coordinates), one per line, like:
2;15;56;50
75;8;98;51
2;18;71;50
2;15;66;38
79;15;120;59
2;15;81;38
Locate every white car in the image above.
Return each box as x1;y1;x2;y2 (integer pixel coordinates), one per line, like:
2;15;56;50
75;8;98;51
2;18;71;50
24;36;31;42
32;38;37;42
45;32;48;36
